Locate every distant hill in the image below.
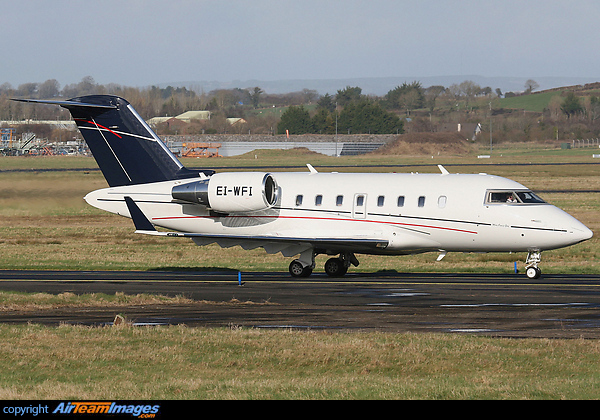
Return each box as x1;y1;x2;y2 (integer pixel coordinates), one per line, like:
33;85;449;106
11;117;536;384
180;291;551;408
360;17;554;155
498;81;600;112
498;90;562;112
159;76;600;96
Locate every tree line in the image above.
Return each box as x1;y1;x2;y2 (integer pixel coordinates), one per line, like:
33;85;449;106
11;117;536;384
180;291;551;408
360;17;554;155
5;75;600;141
277;90;404;135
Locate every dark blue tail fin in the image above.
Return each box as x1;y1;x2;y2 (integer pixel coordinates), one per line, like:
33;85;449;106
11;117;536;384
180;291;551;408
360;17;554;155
13;95;211;187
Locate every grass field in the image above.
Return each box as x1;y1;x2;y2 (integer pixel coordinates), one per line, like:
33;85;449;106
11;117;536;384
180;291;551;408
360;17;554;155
0;144;599;399
2;323;600;399
498;90;563;113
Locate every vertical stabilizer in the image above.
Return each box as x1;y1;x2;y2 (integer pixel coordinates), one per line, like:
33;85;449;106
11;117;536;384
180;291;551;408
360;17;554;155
12;95;210;186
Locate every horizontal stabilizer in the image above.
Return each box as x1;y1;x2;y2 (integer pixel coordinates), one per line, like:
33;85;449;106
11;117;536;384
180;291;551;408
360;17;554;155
12;98;117;109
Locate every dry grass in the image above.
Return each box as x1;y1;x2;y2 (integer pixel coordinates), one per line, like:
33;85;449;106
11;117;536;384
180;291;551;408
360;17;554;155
374;132;474;156
0;152;599;399
0;291;194;312
0;324;600;399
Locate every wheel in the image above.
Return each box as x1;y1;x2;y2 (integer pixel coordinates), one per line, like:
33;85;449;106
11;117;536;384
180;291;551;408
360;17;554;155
526;266;541;279
289;260;313;278
324;258;348;277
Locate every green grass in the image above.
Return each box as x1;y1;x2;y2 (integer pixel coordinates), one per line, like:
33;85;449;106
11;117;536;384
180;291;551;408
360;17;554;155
498;90;563;112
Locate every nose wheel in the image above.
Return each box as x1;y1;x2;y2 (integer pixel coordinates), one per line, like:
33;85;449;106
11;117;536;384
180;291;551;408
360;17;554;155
526;266;542;279
525;251;542;279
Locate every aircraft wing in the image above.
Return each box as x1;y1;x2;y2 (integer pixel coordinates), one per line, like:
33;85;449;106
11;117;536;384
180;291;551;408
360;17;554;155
138;229;388;251
124;196;388;256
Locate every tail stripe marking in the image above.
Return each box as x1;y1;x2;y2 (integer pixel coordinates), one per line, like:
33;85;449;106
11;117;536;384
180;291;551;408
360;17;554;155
89;117;132;183
74;119;122;138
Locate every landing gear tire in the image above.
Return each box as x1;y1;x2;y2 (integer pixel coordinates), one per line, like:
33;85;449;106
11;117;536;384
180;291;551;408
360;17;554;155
289;260;313;278
324;258;348;277
525;251;542;279
526;266;541;280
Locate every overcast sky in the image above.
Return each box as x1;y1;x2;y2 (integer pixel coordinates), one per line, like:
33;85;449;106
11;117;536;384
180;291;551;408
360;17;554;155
3;0;600;90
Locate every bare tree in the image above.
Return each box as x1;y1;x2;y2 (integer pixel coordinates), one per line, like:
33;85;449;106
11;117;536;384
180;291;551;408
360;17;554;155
458;80;481;108
38;79;60;99
524;79;539;94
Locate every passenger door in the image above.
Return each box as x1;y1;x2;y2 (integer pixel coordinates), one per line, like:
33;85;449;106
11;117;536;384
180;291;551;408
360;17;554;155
352;193;367;219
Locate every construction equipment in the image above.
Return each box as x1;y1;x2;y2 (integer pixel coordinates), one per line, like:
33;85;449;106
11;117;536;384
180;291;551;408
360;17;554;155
181;142;222;158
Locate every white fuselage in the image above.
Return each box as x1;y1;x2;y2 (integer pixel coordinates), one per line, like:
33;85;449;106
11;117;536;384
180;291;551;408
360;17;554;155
84;170;593;256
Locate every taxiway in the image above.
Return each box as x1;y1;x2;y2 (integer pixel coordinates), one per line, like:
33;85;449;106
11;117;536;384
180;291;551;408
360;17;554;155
0;270;599;338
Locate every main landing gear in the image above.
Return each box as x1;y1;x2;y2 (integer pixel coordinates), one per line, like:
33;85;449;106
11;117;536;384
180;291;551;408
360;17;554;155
289;251;359;278
288;259;313;277
525;250;542;279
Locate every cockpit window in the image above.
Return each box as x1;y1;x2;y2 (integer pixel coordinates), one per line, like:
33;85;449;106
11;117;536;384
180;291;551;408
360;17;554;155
485;190;546;205
515;191;546;203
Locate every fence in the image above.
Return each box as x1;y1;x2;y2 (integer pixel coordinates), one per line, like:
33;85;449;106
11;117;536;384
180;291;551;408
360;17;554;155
571;138;600;148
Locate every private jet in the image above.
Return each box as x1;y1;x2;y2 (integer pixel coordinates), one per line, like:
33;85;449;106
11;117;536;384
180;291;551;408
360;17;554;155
14;95;593;279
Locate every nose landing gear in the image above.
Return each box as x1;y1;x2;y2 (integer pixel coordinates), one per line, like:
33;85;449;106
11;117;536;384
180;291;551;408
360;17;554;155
525;250;542;279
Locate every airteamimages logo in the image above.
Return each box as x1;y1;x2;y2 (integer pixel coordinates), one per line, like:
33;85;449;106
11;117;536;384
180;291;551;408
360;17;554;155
52;402;160;418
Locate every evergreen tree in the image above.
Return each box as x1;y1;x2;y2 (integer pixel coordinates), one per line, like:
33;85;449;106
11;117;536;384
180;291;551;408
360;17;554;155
384;81;424;112
277;105;313;134
335;86;362;106
317;93;336;112
561;92;584;118
337;99;403;134
312;108;335;134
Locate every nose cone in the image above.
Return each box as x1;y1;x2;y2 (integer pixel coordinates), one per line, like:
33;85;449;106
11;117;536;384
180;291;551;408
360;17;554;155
571;222;593;244
540;206;593;249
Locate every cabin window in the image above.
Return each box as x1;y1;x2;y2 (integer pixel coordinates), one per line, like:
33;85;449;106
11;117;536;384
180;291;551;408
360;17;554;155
397;196;405;207
295;195;303;206
377;195;385;207
356;195;364;206
438;195;447;208
315;195;323;206
336;195;344;206
418;196;426;207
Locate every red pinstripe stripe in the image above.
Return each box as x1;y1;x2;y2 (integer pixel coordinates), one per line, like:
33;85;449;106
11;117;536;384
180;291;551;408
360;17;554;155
75;119;122;138
151;214;478;235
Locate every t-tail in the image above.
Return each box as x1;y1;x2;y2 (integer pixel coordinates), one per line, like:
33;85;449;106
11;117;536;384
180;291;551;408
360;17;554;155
12;95;212;186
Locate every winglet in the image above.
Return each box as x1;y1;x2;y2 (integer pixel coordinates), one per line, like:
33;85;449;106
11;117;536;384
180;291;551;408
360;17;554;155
124;196;156;231
438;165;449;175
307;164;318;174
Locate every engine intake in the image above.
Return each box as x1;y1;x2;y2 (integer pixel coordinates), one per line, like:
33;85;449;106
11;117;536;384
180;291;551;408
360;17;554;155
172;172;278;213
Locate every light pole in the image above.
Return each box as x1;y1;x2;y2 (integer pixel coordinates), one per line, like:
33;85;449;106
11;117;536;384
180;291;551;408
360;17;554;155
335;101;338;157
489;101;493;155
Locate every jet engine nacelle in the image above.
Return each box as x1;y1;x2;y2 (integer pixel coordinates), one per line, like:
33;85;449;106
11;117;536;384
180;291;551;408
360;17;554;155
172;172;278;213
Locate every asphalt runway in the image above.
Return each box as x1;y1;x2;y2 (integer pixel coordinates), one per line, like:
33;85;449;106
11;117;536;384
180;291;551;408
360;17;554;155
1;270;600;338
